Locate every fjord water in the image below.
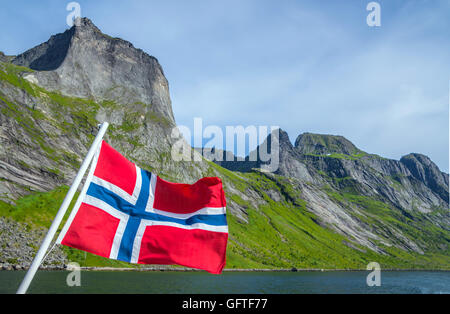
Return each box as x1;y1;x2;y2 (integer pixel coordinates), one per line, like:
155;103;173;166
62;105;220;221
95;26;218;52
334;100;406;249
0;271;449;294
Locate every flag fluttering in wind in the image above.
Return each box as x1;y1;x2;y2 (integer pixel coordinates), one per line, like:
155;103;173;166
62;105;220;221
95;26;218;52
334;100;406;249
57;141;228;274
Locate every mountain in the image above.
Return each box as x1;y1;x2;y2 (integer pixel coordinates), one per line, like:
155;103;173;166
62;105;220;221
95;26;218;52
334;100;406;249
0;18;449;270
12;18;174;123
0;18;207;202
203;129;449;253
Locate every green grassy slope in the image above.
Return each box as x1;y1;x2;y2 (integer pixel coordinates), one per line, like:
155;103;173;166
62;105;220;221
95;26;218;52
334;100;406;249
1;173;448;270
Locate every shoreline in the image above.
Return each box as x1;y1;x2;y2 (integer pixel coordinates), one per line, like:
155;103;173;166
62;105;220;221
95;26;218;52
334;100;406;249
1;264;449;272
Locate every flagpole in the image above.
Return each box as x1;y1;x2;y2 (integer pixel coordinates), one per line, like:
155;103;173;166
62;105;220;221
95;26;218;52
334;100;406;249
16;122;109;294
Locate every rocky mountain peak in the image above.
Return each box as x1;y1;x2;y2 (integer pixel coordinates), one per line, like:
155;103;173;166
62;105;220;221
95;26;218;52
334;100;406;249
294;132;362;156
277;128;292;144
74;17;100;30
11;17;175;125
400;153;449;202
264;128;292;151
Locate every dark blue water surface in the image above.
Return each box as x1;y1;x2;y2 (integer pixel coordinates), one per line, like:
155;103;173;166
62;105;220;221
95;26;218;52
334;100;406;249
0;270;449;294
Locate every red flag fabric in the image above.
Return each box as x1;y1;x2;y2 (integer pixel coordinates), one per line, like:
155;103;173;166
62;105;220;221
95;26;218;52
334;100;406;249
57;141;228;274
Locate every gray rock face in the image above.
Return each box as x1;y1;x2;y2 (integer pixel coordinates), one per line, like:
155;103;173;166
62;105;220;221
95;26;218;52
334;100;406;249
12;18;175;125
400;153;449;203
211;129;449;253
271;130;315;182
12;28;74;71
0;18;208;203
218;129;448;211
297;134;448;211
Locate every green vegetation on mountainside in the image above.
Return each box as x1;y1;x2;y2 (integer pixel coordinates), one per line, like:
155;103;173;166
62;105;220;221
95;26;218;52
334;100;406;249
0;174;449;270
0;61;449;270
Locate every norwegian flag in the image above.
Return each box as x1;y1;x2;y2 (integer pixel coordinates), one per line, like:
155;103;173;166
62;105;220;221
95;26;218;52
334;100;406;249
57;141;228;274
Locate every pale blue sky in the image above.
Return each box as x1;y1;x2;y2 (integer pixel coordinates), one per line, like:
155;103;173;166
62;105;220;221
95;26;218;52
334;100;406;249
0;0;449;171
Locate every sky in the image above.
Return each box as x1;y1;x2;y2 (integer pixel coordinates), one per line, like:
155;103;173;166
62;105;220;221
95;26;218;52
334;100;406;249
0;0;449;172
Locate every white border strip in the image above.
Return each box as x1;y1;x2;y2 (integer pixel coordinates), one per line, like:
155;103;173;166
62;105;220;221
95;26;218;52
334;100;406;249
144;172;157;213
145;206;226;219
149;220;228;232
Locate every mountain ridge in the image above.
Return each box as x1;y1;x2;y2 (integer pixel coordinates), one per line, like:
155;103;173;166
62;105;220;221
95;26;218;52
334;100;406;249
0;18;449;270
11;17;175;125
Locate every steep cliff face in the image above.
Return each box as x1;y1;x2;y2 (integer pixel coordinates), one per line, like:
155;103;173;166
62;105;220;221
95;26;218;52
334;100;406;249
210;129;449;254
295;135;448;253
12;18;174;124
221;129;449;214
0;18;206;204
292;133;448;212
400;153;449;202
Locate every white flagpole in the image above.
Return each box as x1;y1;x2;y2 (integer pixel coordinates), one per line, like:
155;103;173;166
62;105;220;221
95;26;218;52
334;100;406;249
16;122;109;294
